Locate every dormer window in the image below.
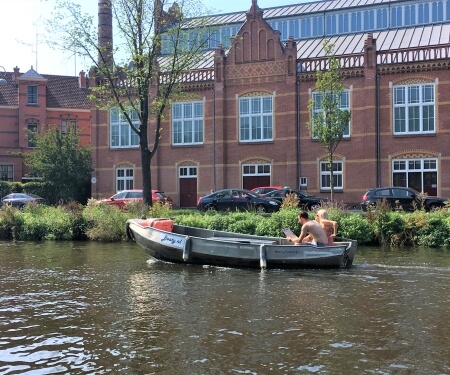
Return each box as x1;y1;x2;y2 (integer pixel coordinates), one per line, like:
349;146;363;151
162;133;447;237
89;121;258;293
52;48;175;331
27;85;38;105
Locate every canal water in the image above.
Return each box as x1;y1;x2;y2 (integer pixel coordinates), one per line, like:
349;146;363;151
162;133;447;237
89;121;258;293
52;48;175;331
0;241;449;374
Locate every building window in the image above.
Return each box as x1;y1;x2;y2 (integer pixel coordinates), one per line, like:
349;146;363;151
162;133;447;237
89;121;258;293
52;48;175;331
239;96;273;142
116;167;134;192
418;3;430;23
172;102;204;145
377;8;388;28
320;161;343;190
393;158;438;195
364;10;375;30
0;165;13;181
393;84;435;134
312;90;350;138
179;166;197;178
350;11;362;32
405;5;416;26
243;164;271;177
110;108;139;148
432;1;444;22
27;85;38;105
61;119;77;134
326;14;337;35
27;123;38;148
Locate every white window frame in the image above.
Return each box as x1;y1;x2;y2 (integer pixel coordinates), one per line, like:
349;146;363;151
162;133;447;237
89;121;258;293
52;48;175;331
312;90;350;138
116;167;134;192
320;160;343;190
392;158;438;192
242;163;271;177
393;84;435;135
172;101;204;145
179;166;198;178
110;108;140;148
239;96;273;142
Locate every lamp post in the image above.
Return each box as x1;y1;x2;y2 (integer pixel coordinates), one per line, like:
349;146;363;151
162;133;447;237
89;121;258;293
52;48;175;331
0;66;7;86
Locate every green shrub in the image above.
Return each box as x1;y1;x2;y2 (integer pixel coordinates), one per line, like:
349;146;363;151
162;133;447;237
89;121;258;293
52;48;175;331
19;204;73;241
173;211;208;228
337;214;374;245
416;211;450;247
83;202;129;242
0;204;24;240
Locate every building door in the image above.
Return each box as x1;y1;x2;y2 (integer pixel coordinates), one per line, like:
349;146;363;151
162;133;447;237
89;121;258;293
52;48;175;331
179;166;198;208
242;163;271;190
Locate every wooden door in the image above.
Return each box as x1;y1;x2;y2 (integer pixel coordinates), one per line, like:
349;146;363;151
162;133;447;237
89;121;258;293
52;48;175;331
179;177;197;208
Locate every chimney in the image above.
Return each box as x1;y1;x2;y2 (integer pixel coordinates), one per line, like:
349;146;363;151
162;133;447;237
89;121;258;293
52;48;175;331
98;0;113;68
79;70;86;88
13;66;20;79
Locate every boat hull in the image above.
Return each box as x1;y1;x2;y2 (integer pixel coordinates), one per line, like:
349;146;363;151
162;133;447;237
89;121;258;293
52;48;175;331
126;218;357;269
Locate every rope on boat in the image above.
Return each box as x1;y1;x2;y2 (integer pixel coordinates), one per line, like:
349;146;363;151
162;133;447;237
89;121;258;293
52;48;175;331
260;244;267;269
183;236;191;261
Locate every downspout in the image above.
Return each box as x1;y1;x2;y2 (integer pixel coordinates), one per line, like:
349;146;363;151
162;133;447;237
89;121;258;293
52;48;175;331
376;72;381;187
296;76;301;189
213;87;216;192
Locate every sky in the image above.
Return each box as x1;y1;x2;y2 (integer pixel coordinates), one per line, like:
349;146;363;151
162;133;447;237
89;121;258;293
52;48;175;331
0;0;317;77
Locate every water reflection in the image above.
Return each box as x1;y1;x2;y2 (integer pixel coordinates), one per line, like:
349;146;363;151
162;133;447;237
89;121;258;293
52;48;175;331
1;242;449;374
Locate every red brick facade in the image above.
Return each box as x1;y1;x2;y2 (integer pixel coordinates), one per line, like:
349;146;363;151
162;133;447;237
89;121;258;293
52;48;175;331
90;1;450;208
0;68;91;185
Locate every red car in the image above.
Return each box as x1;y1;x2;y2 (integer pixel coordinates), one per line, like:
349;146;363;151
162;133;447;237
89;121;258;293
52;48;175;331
99;189;173;209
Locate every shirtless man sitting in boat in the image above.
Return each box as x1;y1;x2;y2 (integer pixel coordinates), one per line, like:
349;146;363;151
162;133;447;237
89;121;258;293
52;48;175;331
287;211;329;247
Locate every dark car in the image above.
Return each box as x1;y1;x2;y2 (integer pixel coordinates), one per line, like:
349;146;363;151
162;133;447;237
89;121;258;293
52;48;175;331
197;188;280;213
361;187;447;212
0;193;46;209
99;189;173;209
250;186;283;196
263;188;328;210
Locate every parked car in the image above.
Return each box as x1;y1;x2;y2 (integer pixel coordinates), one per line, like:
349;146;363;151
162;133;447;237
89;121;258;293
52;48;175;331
0;193;46;209
263;188;328;210
197;188;280;213
250;186;283;196
99;189;173;209
361;187;447;212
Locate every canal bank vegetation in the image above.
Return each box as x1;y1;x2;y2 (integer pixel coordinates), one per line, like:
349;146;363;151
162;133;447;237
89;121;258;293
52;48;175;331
1;198;450;247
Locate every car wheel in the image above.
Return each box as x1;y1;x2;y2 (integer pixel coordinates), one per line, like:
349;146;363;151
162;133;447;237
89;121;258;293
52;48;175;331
205;204;217;211
256;204;267;214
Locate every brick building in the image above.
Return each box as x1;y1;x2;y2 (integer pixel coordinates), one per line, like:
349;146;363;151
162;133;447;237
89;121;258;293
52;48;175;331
5;0;449;209
91;0;450;208
0;67;91;185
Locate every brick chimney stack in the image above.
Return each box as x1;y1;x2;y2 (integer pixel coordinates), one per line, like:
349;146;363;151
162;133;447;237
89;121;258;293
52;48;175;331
79;70;86;88
98;0;113;68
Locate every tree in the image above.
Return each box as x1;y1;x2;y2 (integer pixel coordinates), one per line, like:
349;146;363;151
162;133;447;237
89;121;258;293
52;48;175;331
21;125;93;205
47;0;213;206
307;40;351;202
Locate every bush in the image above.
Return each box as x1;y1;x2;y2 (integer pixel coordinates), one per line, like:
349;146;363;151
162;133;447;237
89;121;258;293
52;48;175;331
337;214;374;245
83;201;130;242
